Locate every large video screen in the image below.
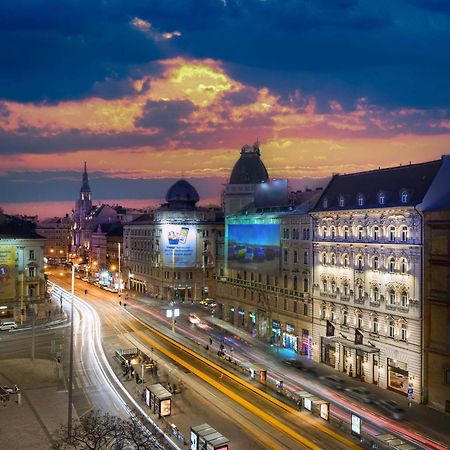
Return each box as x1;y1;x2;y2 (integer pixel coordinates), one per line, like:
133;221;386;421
161;225;197;268
227;224;280;272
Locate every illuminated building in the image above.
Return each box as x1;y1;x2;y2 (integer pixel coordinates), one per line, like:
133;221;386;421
216;181;321;353
123;179;224;300
311;157;450;403
222;142;269;215
0;214;46;321
36;215;72;264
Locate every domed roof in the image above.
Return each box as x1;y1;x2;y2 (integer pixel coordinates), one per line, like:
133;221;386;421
229;142;269;184
165;179;200;209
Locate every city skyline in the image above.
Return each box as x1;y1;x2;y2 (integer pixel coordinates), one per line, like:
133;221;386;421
1;1;450;217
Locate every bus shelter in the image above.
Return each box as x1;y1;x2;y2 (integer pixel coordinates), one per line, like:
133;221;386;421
145;383;172;417
190;423;229;450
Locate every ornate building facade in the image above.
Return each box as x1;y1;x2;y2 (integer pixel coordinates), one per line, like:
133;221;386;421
123;179;224;301
310;159;447;402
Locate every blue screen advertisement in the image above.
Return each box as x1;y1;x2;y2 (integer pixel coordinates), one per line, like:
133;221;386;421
227;223;280;272
162;225;197;268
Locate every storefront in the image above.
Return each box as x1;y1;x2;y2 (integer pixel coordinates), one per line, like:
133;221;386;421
248;311;256;336
387;358;408;395
321;337;336;368
300;329;311;356
271;319;281;347
282;323;298;351
238;307;245;327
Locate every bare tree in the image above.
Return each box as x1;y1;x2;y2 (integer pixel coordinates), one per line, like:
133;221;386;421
53;410;168;450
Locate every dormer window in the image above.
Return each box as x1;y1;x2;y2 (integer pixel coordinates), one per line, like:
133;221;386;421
378;192;385;205
357;194;364;207
339;196;345;207
323;198;328;208
401;191;408;203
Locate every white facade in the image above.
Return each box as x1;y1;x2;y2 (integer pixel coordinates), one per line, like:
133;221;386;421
311;207;423;401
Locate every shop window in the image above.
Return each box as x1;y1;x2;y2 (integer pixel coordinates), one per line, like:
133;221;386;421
343;226;349;240
389;226;396;241
400;323;407;341
372;317;379;334
388;321;395;338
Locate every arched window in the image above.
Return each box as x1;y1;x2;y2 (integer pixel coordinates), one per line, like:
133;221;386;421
293;276;298;291
378;193;385;205
322;279;328;292
330;253;336;266
401;191;408;203
331;280;336;293
372;317;379;334
321;305;326;320
343;282;349;296
343;226;349;240
303;277;309;293
373;226;379;241
373;256;379;270
283;274;288;288
389;290;396;305
389;226;396;242
372;287;379;302
357;314;363;329
293;250;298;263
331;226;336;239
401;291;408;308
358;226;364;240
322;252;327;265
342;309;348;326
357;255;364;270
388;257;396;273
343;254;349;268
401;225;408;242
388;320;395;338
330;307;335;322
401;323;407;341
357;285;364;299
400;258;408;274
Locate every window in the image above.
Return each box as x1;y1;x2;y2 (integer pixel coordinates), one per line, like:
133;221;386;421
303;303;308;316
330;253;336;266
389;226;396;242
284;249;288;263
343;254;349;268
29;249;35;260
331;226;336;239
401;225;408;242
388;321;395;338
321;305;326;320
303;277;309;293
323;226;327;239
358;226;364;240
372;287;379;302
372;317;379;334
331;280;336;293
358;195;364;206
283;274;288;288
343;283;349;296
303;228;310;240
400;258;408;274
343;310;348;326
373;226;379;241
401;291;408;308
379;193;385;205
322;252;327;265
373;256;379;270
293;251;298;263
400;323;407;341
389;290;396;305
356;255;364;270
343;226;349;240
357;285;364;299
339;196;345;207
322;280;328;292
401;191;408;203
29;266;36;277
293;276;298;291
323;198;328;208
389;257;396;273
303;251;308;265
357;314;363;329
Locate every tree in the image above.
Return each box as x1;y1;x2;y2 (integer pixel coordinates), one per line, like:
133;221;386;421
52;410;169;450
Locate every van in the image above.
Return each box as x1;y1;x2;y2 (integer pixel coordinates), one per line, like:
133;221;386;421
0;321;18;331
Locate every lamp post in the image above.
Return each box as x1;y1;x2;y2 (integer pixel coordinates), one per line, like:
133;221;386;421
118;242;122;296
167;306;180;334
68;264;76;438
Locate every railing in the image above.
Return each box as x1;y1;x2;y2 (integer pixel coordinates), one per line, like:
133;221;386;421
385;304;397;311
354;297;365;305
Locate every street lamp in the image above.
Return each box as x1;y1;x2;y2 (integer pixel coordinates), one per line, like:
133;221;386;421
166;306;180;334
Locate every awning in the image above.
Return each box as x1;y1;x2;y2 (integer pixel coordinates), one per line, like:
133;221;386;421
322;336;379;353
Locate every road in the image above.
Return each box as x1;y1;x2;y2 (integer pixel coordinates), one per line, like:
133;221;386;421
49;271;361;450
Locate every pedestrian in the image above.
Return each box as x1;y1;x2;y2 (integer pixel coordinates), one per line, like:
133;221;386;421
209;337;213;345
84;289;87;295
119;300;122;306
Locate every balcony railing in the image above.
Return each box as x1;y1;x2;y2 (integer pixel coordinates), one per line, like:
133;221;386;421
386;304;397;311
354;297;365;305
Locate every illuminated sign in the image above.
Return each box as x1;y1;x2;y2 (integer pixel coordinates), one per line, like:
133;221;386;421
160;398;171;417
351;414;361;437
190;431;198;450
145;388;150;407
162;225;197;268
227;223;280;273
304;397;312;411
320;403;329;421
0;247;16;300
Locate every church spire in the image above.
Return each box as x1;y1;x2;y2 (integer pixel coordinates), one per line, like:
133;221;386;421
80;161;91;194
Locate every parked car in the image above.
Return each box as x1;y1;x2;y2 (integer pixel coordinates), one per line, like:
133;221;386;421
319;375;346;390
0;321;18;331
374;399;405;420
344;387;374;403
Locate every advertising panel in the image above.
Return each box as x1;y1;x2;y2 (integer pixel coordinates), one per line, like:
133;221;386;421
227;224;280;273
162;225;197;268
160;398;171;417
0;247;16;300
351;414;361;437
320;403;330;421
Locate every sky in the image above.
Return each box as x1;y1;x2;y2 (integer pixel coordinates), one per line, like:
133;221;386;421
1;0;449;218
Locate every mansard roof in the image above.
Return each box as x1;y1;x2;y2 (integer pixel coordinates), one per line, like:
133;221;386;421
313;159;443;212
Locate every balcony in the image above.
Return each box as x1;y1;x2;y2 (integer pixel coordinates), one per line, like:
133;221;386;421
369;301;381;308
386;304;397;311
398;305;409;313
340;294;350;302
354;297;365;305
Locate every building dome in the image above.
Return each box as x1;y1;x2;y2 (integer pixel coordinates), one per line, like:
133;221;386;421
229;142;269;184
165;179;200;209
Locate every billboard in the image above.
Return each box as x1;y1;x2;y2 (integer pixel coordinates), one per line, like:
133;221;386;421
227;223;280;272
162;225;197;268
0;247;16;300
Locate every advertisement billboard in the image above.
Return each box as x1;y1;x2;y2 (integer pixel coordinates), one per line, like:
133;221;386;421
227;224;280;272
351;414;361;437
162;225;197;268
0;247;16;300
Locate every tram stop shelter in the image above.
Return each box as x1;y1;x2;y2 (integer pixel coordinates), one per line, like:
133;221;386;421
145;383;172;417
190;423;229;450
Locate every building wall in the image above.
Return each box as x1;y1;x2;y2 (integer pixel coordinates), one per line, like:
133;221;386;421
311;207;423;401
423;209;450;412
36;219;71;263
